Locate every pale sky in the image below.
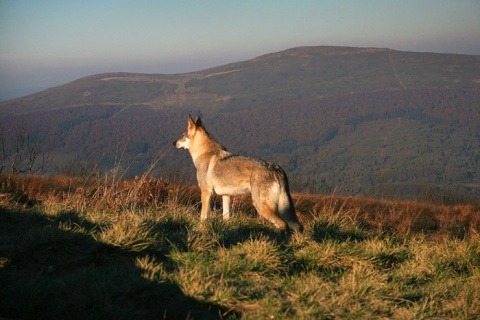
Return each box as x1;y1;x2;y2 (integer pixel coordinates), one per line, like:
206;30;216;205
1;0;479;100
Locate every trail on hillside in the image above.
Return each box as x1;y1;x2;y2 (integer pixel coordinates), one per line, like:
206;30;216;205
380;117;402;159
388;51;406;89
109;105;131;119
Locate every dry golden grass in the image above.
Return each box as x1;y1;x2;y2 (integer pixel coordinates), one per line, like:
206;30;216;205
1;173;479;239
1;173;479;319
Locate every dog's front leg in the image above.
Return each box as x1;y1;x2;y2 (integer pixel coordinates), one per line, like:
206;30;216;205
222;195;231;220
200;190;212;220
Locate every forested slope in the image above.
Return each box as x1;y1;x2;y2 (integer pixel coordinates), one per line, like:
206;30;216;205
1;46;479;201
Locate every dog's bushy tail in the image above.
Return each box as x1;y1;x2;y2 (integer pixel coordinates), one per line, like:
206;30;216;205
278;182;303;232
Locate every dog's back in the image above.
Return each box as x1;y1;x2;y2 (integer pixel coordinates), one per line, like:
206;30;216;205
211;153;303;231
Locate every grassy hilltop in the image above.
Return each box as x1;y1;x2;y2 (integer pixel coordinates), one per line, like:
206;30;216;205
1;173;479;319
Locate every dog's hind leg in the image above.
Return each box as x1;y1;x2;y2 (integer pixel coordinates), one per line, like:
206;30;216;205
222;195;231;220
252;197;287;231
251;183;287;231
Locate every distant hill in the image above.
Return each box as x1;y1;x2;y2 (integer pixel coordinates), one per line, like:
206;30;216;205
1;46;479;202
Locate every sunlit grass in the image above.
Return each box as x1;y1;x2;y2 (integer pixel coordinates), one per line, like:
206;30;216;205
1;173;479;319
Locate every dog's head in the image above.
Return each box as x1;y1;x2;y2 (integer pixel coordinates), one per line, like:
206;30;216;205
173;114;203;150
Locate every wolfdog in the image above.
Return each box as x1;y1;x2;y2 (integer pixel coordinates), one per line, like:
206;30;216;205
174;115;303;232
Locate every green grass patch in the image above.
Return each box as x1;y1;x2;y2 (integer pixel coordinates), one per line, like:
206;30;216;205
1;173;479;319
2;198;479;319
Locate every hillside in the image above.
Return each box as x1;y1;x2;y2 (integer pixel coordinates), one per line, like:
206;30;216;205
1;46;479;201
1;174;479;318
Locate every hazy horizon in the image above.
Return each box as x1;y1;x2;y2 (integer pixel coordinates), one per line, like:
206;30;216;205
1;0;479;101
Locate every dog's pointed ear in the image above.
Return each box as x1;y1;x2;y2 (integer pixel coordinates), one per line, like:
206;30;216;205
188;114;196;128
195;116;204;128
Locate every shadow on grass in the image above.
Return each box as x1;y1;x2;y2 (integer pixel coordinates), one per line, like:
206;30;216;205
0;206;238;320
201;216;293;249
372;250;412;270
310;220;366;243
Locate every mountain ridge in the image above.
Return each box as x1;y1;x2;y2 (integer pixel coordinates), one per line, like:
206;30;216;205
2;45;479;115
